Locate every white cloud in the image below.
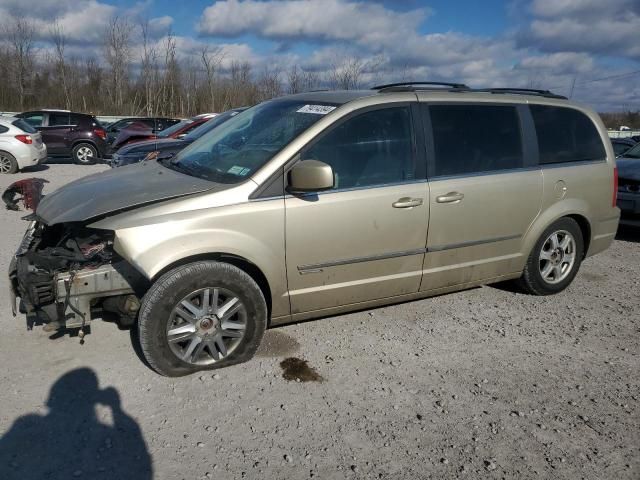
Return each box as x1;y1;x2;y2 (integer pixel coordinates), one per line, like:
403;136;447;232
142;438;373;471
0;0;117;44
522;0;640;59
198;0;429;44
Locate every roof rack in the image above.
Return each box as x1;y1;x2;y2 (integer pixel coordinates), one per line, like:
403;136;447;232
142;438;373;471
473;88;567;99
372;82;470;92
372;82;567;99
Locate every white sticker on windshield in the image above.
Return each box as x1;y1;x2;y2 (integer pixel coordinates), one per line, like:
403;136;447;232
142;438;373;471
227;165;245;175
296;104;336;115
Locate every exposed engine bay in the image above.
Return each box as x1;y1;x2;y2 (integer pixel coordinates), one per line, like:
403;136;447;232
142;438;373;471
8;221;146;335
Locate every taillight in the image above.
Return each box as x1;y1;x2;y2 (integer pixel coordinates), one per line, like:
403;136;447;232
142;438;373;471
613;166;618;207
15;134;33;144
93;128;107;140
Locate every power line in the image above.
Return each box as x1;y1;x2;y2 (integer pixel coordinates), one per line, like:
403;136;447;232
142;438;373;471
575;69;640;85
546;69;640;91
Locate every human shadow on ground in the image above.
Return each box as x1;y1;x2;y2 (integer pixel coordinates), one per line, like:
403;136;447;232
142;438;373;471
0;368;152;480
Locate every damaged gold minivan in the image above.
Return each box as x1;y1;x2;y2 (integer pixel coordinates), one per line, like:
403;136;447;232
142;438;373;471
9;83;620;376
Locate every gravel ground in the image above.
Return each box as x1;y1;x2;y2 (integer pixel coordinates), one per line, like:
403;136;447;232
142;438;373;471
0;162;638;479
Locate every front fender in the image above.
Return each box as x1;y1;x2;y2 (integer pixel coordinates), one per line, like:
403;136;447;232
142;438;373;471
108;198;288;317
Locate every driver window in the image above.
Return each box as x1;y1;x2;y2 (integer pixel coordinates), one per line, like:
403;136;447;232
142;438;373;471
302;106;415;190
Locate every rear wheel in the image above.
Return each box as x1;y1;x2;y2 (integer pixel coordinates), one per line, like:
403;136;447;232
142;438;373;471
72;143;97;165
518;217;584;295
138;261;267;376
0;151;18;174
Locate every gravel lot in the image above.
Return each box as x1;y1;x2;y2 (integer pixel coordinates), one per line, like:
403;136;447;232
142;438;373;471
0;162;638;479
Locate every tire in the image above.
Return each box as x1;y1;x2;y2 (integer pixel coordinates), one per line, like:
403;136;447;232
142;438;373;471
72;143;97;165
138;261;267;376
0;151;18;174
518;217;584;295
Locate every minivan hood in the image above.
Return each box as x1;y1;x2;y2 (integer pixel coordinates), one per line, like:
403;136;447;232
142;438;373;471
36;161;220;225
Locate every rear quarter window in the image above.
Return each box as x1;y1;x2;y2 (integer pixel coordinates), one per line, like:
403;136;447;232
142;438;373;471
11;119;37;134
0;124;8;134
530;105;605;164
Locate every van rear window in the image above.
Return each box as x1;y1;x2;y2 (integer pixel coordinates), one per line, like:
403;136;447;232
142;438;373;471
530;105;605;165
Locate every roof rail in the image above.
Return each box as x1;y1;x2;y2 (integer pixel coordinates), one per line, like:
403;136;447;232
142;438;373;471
372;81;470;92
472;88;567;99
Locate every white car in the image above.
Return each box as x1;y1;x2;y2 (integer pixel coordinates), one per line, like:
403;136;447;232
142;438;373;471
0;116;47;173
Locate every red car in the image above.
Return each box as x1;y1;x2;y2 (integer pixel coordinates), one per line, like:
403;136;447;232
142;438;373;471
110;114;217;151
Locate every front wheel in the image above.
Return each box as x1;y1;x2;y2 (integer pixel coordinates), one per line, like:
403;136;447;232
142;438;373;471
518;217;584;295
138;261;267;376
72;143;97;165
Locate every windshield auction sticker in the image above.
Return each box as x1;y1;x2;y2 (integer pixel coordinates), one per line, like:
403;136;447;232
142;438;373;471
296;105;337;115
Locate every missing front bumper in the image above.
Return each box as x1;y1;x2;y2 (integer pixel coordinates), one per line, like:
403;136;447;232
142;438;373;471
56;262;143;328
10;260;144;330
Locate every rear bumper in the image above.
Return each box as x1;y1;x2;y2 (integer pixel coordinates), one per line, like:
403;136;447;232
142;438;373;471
12;143;47;168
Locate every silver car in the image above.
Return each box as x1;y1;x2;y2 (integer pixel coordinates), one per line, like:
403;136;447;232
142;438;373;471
9;84;620;376
0;116;47;173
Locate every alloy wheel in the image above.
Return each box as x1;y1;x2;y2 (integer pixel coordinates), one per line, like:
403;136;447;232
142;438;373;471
538;229;576;284
0;154;12;173
166;287;247;365
76;146;94;163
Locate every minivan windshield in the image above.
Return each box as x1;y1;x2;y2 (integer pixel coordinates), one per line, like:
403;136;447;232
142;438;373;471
158;119;193;138
165;100;337;183
623;143;640;159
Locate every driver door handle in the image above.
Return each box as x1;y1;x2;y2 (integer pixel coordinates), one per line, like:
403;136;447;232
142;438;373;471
436;192;464;204
392;197;423;208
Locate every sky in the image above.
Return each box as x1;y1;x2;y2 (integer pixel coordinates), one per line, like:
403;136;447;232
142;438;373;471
0;0;638;111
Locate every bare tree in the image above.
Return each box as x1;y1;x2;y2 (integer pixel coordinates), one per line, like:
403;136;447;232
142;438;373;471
104;16;132;110
139;20;159;116
257;65;282;101
327;56;365;90
159;32;181;116
201;45;225;112
50;20;71;110
4;18;35;110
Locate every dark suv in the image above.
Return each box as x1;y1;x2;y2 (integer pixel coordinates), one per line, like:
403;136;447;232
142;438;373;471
16;110;107;164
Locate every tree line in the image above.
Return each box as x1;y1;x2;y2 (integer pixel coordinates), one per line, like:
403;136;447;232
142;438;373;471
1;17;637;126
0;17;383;118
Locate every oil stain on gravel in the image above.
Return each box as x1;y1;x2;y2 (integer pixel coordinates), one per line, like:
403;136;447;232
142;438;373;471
256;330;300;357
280;357;324;382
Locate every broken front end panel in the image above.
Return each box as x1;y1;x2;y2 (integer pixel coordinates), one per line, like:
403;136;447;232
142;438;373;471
8;222;146;333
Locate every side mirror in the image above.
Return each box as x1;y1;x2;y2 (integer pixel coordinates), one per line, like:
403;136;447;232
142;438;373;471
288;160;334;192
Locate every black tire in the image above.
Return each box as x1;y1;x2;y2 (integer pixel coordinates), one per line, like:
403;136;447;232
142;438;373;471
138;261;267;376
0;150;19;174
72;143;98;165
518;217;584;295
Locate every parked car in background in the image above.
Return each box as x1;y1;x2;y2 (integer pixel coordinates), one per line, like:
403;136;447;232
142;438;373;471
15;110;107;164
611;137;637;157
105;117;180;146
9;84;620;376
110;113;216;152
0;116;47;173
616;142;640;226
111;108;247;167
